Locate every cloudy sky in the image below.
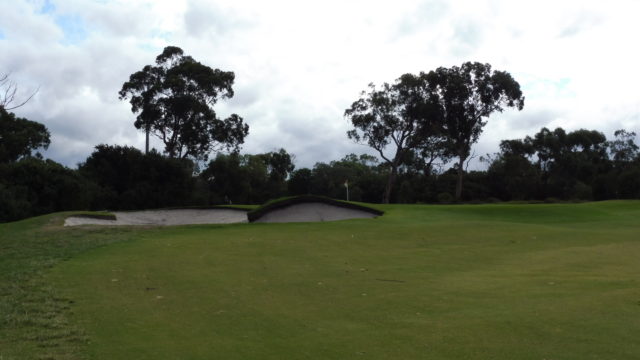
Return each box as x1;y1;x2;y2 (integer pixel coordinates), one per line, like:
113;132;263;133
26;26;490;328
1;0;639;169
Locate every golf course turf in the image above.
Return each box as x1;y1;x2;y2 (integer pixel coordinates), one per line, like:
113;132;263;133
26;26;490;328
1;201;639;359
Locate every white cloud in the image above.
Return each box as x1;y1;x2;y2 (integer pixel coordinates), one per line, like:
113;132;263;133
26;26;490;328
0;0;639;170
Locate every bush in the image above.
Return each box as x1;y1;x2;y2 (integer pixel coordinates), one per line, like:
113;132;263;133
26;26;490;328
571;181;593;201
0;158;94;222
79;145;195;210
437;192;454;204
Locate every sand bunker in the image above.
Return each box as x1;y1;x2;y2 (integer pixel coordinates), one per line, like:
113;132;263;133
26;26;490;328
65;201;381;226
64;209;249;226
252;202;378;223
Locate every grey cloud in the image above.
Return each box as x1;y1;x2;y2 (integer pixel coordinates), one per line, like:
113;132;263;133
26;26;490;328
234;97;365;169
52;0;157;37
558;12;603;38
15;91;136;168
0;40;150;169
590;111;640;141
450;20;483;57
224;80;263;109
0;1;62;43
0;40;137;101
183;0;253;38
43;134;93;168
395;0;449;38
84;5;151;37
506;109;560;132
2;0;639;173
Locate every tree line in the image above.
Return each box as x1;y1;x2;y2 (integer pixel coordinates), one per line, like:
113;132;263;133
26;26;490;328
1;47;639;222
0;118;638;223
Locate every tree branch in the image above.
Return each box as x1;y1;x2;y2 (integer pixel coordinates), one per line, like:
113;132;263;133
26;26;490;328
0;73;39;110
465;150;477;171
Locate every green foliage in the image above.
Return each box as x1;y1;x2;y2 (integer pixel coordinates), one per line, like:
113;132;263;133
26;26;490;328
287;168;312;195
0;108;50;163
0;158;93;222
486;138;538;200
618;167;640;198
423;62;525;200
202;149;295;204
484;127;640;202
78;144;196;210
308;154;386;202
436;191;454;203
119;46;249;160
346;62;525;202
345;74;443;203
608;129;638;163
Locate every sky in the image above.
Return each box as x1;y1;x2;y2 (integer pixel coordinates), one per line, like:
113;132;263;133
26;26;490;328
1;0;639;170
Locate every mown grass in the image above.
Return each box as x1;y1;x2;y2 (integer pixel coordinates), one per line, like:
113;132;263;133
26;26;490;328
0;213;141;359
2;202;640;359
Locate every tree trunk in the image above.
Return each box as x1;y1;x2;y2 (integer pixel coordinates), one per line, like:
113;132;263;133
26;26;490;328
145;126;150;155
382;164;398;204
455;156;465;201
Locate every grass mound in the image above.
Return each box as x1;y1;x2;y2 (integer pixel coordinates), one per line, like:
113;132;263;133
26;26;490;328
247;195;384;222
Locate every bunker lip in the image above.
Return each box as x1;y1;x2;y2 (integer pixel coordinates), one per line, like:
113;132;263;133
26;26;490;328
247;195;383;223
64;208;249;226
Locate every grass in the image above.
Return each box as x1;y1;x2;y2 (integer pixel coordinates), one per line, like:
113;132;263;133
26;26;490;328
1;201;640;359
0;212;142;359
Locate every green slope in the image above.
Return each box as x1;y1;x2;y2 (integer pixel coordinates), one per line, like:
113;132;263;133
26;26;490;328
2;202;640;359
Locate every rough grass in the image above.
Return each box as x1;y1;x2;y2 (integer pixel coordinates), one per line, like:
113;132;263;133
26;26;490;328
2;202;640;359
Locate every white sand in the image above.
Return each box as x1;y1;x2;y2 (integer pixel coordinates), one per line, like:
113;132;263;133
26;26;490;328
253;203;378;223
64;203;379;226
64;209;249;226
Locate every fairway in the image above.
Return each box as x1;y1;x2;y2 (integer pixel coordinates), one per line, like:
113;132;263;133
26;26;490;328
3;201;640;359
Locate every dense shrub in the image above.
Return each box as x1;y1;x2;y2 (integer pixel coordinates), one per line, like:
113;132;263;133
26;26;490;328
0;158;93;222
79;145;196;210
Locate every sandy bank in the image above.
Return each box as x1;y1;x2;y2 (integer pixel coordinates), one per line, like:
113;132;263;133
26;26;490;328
64;209;249;226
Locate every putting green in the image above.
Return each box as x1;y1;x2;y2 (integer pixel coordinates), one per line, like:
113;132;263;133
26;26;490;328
47;201;640;359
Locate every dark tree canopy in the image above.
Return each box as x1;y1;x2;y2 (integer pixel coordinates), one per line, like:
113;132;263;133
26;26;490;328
424;61;524;199
0;158;92;222
261;148;295;183
345;73;442;203
201;148;294;204
0;108;51;163
608;129;638;163
119;46;249;160
78;144;196;210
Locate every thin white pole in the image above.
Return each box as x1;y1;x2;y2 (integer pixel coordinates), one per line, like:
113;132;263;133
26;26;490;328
345;180;349;201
